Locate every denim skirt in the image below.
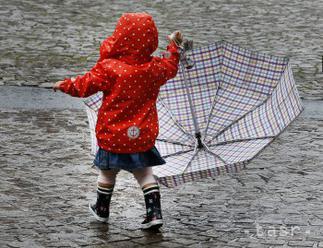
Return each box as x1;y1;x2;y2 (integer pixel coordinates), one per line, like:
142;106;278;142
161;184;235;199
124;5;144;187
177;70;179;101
93;145;166;172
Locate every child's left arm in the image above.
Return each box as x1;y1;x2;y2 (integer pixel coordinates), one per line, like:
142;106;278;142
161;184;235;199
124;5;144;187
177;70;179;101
53;61;114;98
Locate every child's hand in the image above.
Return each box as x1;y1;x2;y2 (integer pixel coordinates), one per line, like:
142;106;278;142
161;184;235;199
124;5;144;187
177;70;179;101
167;31;183;47
53;80;64;92
53;77;75;92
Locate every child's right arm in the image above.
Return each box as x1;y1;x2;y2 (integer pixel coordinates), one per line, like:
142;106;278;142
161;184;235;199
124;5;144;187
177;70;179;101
153;31;183;84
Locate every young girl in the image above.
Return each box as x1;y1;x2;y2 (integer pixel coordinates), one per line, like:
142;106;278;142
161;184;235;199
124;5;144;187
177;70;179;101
53;12;183;230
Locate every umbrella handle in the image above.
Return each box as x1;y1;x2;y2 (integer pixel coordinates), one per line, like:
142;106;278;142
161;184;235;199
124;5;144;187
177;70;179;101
182;39;193;52
180;39;195;69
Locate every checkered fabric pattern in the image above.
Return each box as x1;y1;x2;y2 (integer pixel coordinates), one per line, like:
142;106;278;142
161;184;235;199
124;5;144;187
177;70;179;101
84;41;303;188
84;92;102;155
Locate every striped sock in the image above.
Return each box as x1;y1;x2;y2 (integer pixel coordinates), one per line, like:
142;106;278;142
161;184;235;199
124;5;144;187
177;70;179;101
97;183;114;195
142;182;160;195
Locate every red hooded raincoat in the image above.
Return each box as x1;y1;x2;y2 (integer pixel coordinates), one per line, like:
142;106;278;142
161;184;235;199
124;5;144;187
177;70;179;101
59;12;180;153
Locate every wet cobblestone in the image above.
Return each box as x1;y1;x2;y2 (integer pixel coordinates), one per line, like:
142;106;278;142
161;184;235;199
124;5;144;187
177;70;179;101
0;0;322;99
1;0;323;247
0;98;323;247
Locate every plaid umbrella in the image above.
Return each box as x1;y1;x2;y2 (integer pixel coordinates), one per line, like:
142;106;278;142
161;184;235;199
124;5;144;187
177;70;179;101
84;40;304;188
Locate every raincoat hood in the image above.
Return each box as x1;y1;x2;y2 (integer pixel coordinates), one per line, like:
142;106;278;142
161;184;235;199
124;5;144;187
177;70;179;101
59;12;180;154
99;12;159;64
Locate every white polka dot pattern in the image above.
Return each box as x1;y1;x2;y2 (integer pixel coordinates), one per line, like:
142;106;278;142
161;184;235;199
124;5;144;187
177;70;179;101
61;12;180;153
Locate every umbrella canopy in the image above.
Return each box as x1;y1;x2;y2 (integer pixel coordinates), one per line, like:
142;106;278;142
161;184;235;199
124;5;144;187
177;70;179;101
84;40;304;188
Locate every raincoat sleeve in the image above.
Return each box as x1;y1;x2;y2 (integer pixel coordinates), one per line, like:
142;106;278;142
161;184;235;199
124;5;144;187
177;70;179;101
59;61;114;98
154;41;180;84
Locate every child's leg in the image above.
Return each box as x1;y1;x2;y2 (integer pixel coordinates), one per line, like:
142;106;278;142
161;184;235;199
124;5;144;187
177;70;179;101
97;169;120;187
89;169;120;222
133;167;163;229
132;166;157;187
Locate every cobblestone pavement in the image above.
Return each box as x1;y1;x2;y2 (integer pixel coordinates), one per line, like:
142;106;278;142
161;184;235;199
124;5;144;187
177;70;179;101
1;1;323;247
0;0;322;99
0;87;323;247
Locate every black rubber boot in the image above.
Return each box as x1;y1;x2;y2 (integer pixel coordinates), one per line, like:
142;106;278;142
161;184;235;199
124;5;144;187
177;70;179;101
89;186;113;223
141;184;163;230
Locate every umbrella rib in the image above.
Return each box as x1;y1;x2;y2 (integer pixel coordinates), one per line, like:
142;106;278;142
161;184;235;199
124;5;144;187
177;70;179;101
208;136;275;147
162;148;195;159
181;134;228;174
206;97;271;145
202;143;227;164
156;138;194;148
183;147;200;173
202;82;220;140
207;64;300;146
157;96;195;140
206;59;290;145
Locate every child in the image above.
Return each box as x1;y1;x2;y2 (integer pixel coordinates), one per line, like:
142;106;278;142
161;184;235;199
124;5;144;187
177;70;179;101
53;12;183;230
